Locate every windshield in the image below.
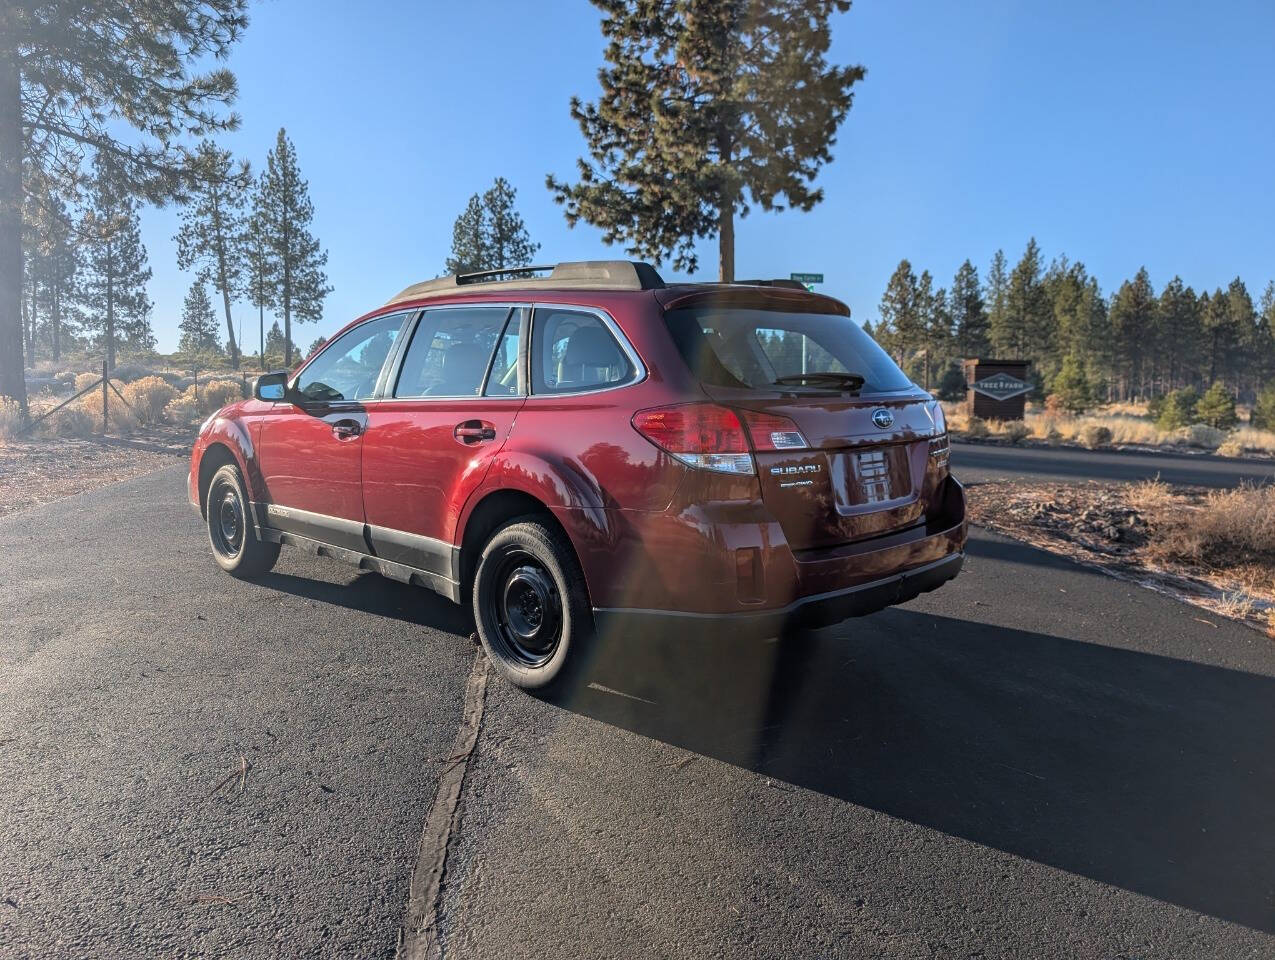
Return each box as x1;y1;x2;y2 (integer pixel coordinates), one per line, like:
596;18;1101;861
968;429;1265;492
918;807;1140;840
664;307;914;394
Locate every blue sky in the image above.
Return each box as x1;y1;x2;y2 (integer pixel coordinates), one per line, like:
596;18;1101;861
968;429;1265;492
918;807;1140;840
139;0;1275;352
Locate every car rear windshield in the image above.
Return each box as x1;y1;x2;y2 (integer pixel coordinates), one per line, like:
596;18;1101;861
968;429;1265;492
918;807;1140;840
663;306;914;394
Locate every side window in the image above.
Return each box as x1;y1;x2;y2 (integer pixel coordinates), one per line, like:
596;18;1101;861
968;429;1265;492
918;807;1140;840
293;313;405;402
531;309;634;394
395;306;510;398
483;309;524;397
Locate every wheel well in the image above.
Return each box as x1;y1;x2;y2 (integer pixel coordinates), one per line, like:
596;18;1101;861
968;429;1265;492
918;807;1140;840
459;490;573;601
197;443;238;519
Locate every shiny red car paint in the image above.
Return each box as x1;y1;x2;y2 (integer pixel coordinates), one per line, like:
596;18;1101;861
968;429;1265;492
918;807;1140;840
189;283;966;631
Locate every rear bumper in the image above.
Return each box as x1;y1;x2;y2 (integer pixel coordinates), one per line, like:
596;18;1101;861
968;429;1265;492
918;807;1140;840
588;475;967;639
593;549;963;640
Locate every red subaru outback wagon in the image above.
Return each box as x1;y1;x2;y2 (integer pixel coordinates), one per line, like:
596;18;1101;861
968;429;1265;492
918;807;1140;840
190;261;966;689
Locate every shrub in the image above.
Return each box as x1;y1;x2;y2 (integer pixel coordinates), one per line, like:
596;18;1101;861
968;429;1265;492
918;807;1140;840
74;371;100;393
1146;393;1166;420
121;376;177;425
1081;424;1112;448
1043;393;1066;416
1194;383;1238;429
0;397;24;441
1004;420;1029;444
53;370;77;387
110;363;154;383
49;404;95;438
164;393;200;425
936;363;966;402
70;393;136;435
1248;384;1275;431
199;378;245;414
1157;387;1200;430
1216;437;1246;458
965;416;990;438
1179;423;1225;450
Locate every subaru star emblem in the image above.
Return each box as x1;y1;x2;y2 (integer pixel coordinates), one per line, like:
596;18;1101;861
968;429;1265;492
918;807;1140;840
871;408;894;430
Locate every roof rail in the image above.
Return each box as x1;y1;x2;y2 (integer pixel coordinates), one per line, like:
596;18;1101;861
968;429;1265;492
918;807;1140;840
733;279;810;290
388;260;665;305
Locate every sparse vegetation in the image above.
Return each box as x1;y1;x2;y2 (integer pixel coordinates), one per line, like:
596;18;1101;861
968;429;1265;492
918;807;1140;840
0;398;24;441
1081;424;1112;448
122;376;178;425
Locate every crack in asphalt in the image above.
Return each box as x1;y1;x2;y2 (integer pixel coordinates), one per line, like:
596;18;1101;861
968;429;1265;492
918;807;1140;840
397;651;490;960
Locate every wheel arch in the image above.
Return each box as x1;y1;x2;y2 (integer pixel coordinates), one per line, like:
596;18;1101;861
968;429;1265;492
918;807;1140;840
457;488;589;605
196;442;242;519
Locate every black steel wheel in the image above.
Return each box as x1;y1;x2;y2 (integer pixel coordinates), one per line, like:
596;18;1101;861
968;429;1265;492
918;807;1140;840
472;518;591;690
204;463;280;578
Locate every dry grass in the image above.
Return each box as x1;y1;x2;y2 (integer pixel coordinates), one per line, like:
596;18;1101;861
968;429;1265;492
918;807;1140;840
0;398;22;441
943;400;1275;457
1148;484;1275;573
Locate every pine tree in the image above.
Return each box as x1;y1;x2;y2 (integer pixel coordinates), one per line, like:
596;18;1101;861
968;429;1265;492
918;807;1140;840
949;260;988;359
256;129;330;367
1050;353;1093;414
483;178;539;271
445;195;488;275
1201;287;1235;387
264;319;297;363
877;260;923;371
997;238;1050;362
1194;381;1237;429
1224;278;1258;399
1156;277;1201;392
1108;268;1157;400
985;249;1009;354
178;282;222;355
176;141;252;368
79;163;153;369
444;178;540;275
547;0;865;280
0;0;246;413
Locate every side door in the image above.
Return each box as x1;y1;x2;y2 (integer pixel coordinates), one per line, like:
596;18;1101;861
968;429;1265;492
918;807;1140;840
361;305;526;577
256;311;411;551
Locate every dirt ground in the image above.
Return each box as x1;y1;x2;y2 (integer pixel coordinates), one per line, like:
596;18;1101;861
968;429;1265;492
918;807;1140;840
966;480;1275;636
0;436;188;519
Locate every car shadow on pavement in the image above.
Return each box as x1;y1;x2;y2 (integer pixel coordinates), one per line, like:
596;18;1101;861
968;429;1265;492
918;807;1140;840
562;607;1275;933
258;570;475;635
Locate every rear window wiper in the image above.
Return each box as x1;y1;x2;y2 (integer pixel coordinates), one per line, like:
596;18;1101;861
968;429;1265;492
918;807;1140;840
772;372;866;392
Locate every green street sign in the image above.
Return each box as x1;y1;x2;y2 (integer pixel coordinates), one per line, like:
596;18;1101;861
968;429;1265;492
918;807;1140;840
790;272;824;284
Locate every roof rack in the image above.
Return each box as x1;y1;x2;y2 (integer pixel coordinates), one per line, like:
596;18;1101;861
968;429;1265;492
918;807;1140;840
387;260;666;305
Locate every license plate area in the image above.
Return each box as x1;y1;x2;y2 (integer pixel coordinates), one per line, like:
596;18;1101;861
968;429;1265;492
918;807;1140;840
831;446;913;509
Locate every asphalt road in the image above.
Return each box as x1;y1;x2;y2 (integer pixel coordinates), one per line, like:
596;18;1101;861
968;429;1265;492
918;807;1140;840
3;462;1274;958
951;439;1274;488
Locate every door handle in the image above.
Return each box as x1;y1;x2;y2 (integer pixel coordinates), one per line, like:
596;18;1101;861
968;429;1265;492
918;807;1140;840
454;420;497;443
332;418;362;439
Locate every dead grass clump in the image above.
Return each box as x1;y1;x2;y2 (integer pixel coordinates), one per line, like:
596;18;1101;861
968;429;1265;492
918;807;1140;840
965;416;990;438
49;404;96;438
1081;424;1112;448
1127;477;1176;514
1150;485;1275;573
1178;423;1225;450
0;397;23;441
1228;426;1275;456
1003;420;1029;444
122;375;177;425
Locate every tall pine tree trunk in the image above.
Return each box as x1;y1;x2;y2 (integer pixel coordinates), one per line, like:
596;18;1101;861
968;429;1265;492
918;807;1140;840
106;252;116;371
718;203;734;284
212;198;239;369
0;47;26;412
219;271;237;369
52;281;60;362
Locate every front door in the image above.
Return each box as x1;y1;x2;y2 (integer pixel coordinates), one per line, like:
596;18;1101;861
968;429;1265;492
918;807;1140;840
361;305;525;579
257;311;410;551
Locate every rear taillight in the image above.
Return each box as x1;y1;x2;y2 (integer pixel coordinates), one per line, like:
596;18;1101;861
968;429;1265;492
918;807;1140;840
632;403;755;474
632;404;812;474
737;410;808;451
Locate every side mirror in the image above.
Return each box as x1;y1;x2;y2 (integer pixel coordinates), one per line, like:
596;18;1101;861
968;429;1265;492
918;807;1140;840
254;372;289;402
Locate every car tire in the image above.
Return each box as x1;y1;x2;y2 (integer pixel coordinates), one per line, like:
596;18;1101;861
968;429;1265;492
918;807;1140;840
472;517;591;691
205;463;280;578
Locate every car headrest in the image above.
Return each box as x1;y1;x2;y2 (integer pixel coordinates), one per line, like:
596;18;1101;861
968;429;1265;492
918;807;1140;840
561;326;622;368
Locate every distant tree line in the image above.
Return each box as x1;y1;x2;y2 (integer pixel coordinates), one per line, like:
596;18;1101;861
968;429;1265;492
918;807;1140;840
867;239;1275;409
